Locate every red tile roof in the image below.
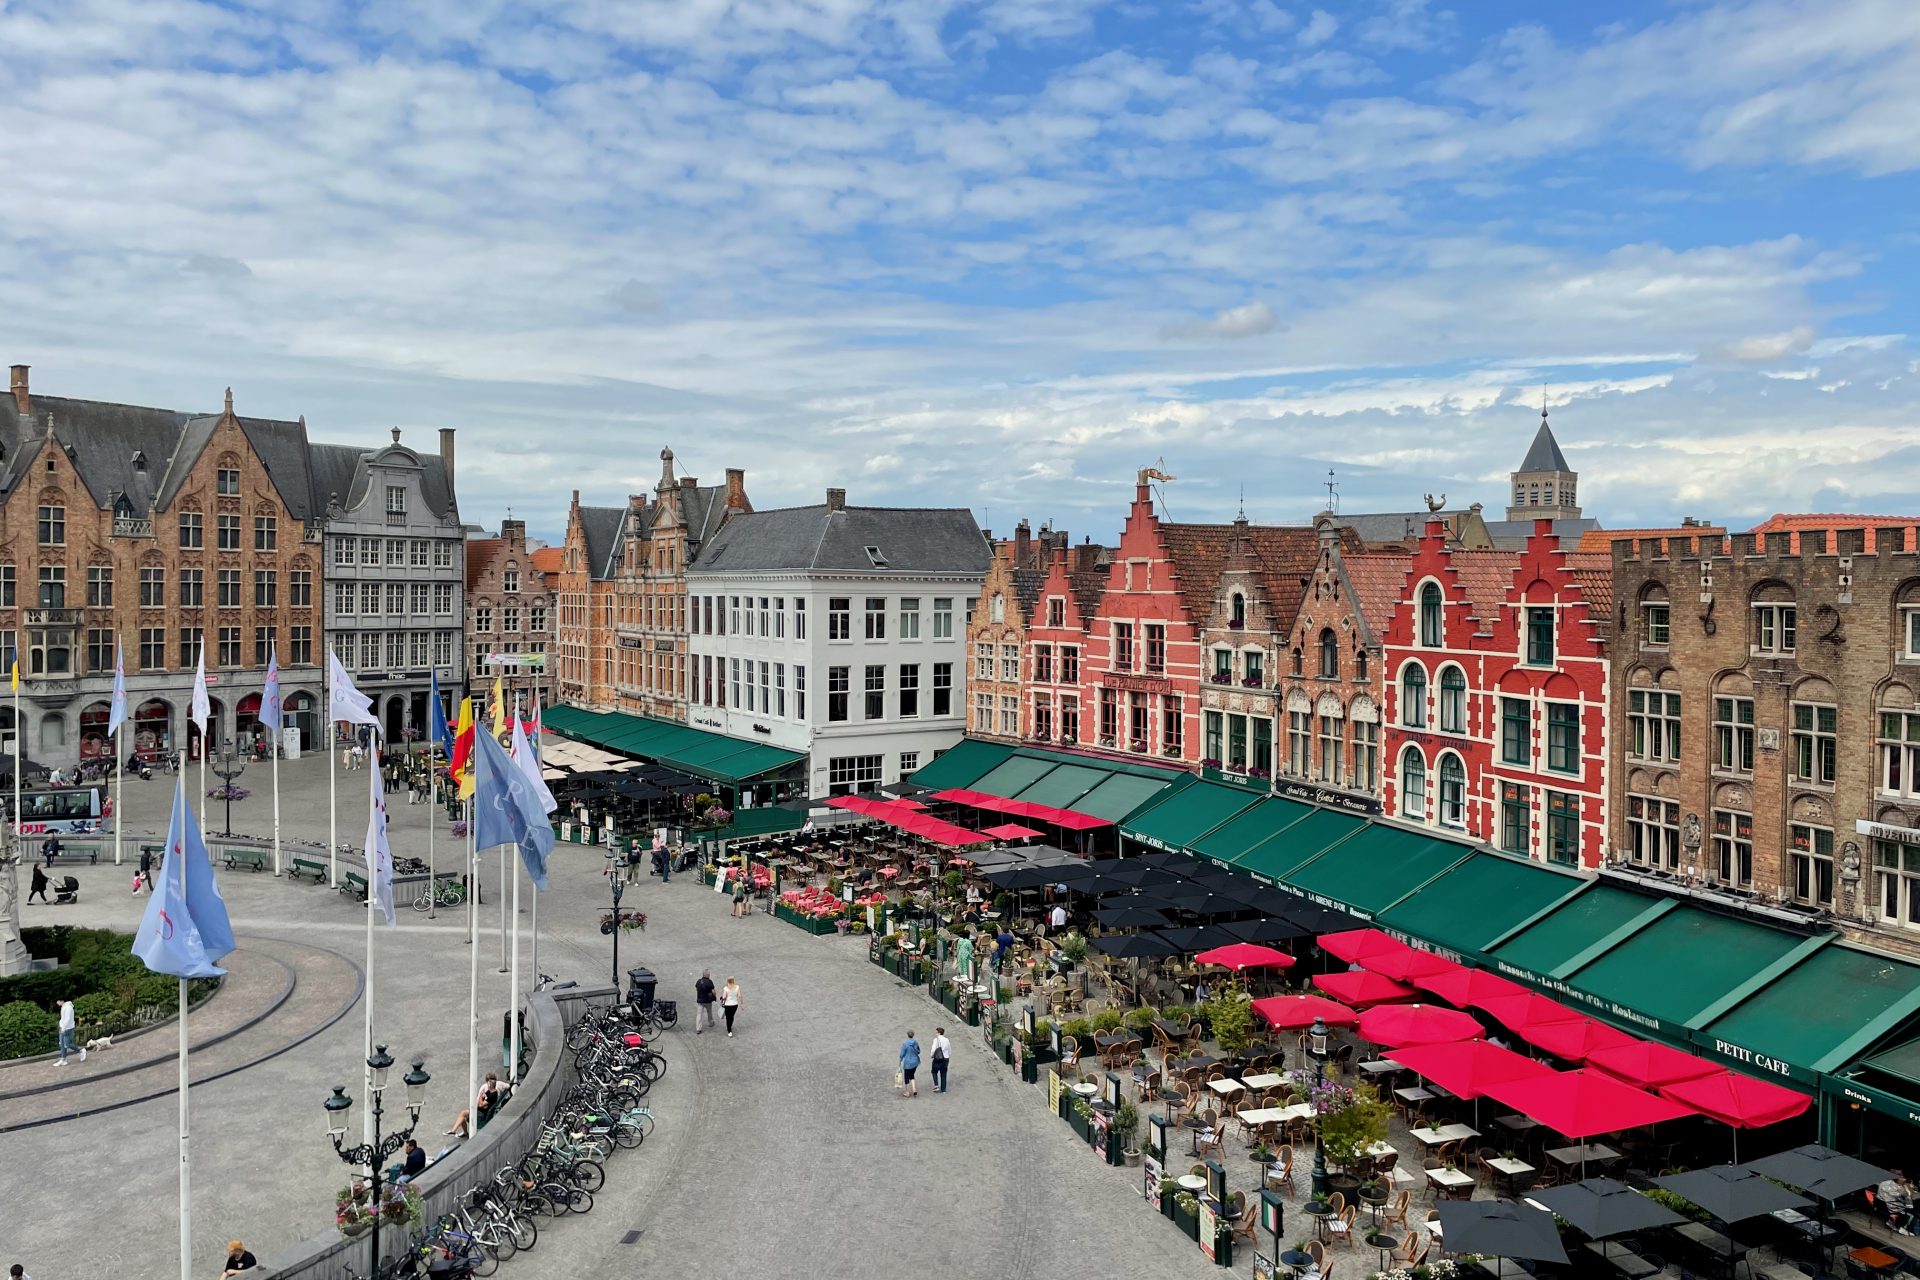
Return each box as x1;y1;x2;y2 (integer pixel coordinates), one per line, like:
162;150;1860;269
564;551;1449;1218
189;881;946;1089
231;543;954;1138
465;538;504;592
1341;551;1412;637
1746;513;1919;553
1576;526;1725;553
1446;550;1522;634
1162;522;1330;628
529;547;564;576
1564;551;1615;640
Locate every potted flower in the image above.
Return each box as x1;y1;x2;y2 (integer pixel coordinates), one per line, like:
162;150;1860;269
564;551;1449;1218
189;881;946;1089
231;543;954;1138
1202;990;1256;1060
1314;1079;1392;1199
1359;1175;1389;1209
1160;1176;1180;1220
1057;932;1089;972
1174;1191;1202;1240
1115;1099;1143;1166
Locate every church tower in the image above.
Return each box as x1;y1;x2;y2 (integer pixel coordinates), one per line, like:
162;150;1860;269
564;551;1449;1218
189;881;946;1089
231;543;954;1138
1507;407;1581;521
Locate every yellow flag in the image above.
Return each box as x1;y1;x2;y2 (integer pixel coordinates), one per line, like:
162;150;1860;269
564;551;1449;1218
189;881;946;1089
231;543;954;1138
490;676;505;738
454;696;476;801
9;654;16;692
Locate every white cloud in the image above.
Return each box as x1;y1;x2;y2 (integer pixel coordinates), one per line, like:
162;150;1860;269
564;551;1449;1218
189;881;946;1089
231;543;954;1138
1160;300;1280;341
1719;325;1818;361
1298;10;1337;47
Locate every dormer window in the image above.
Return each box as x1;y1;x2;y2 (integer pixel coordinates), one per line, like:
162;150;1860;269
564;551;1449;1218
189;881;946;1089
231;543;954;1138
865;545;888;567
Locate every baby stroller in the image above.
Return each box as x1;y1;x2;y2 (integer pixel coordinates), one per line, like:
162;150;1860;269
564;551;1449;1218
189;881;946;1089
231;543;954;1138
53;875;80;905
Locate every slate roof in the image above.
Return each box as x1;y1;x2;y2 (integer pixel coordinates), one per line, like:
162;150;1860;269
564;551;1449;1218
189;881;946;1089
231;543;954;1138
1011;567;1048;616
577;506;629;580
1517;418;1571;473
1333;509;1485;548
1484;517;1598;550
691;504;989;575
1341;551;1413;639
307;438;456;523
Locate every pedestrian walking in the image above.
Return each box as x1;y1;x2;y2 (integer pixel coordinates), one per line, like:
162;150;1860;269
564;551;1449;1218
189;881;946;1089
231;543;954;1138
1048;900;1066;934
11;1263;33;1280
694;969;717;1034
55;998;83;1064
720;976;741;1037
28;862;49;905
993;925;1014;969
220;1240;259;1276
731;871;749;918
898;1029;921;1098
930;1027;952;1093
624;840;643;885
135;845;155;896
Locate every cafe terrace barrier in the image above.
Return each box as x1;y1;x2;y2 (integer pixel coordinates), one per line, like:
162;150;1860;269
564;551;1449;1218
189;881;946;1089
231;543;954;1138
255;983;620;1280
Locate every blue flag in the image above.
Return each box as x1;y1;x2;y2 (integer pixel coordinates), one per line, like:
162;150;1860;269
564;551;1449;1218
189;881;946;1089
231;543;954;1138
132;774;234;977
473;725;553;890
107;640;128;737
428;668;453;757
259;647;282;734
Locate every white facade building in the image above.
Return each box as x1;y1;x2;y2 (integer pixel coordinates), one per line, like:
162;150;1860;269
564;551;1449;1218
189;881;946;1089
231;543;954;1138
687;489;988;796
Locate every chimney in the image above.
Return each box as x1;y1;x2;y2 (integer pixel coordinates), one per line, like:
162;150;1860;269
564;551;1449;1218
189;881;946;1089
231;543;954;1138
438;427;455;491
501;517;525;547
1015;518;1031;568
681;476;696;491
725;467;747;510
9;365;27;413
826;487;846;513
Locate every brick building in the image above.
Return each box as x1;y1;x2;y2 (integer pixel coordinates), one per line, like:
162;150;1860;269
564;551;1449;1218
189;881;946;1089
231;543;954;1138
1381;516;1612;869
554;494;621;707
0;368;337;765
965;519;1065;742
1023;538;1109;751
466;517;557;709
1608;519;1920;956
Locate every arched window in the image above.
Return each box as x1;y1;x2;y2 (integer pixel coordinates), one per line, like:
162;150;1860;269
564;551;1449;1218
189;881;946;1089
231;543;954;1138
1401;663;1428;728
1355;649;1369;682
1291;647;1303;676
1438;754;1466;828
1230;593;1246;628
1400;747;1427;819
1439;666;1467;734
1319;629;1338;679
1419;583;1443;647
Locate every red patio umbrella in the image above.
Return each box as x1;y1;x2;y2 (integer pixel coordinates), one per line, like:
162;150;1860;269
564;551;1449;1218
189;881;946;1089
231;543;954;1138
1518;1017;1640;1062
1371;946;1464;985
1312;970;1418;1007
1355;1003;1485;1047
1195;942;1297;972
1413;966;1530;1008
1251;993;1358;1030
1586;1040;1723;1090
1385;1039;1557;1099
980;822;1044;841
1319;928;1415;970
1659;1069;1811;1130
1476;990;1587;1032
1484;1068;1696;1140
892;798;930;810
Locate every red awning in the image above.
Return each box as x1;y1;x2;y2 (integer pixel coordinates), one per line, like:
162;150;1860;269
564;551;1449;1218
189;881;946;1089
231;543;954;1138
1585;1041;1723;1090
928;787;1111;831
1385;1040;1557;1099
1319;928;1416;970
1484;1068;1697;1138
1312;970;1419;1007
1658;1070;1812;1129
1413;967;1531;1007
1251;993;1358;1030
1355;1003;1486;1048
1517;1017;1641;1062
823;795;988;847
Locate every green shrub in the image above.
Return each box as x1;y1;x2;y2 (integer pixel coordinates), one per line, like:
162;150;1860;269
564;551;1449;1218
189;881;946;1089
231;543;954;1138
137;974;181;1008
0;1000;58;1058
73;990;133;1038
1124;1006;1159;1031
1091;1007;1125;1033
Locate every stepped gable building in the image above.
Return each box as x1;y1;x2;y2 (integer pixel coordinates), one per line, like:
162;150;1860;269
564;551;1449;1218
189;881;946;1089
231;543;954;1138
1024;536;1111;750
554;493;625;707
1608;518;1920;957
966;519;1069;742
466;516;557;709
1381;516;1612;869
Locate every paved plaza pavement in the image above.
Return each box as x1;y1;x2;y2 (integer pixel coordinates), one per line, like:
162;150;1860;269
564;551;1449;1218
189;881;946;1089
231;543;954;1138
5;755;1224;1280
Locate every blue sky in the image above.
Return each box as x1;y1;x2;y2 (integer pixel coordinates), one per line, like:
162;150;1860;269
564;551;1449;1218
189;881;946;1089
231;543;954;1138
3;0;1919;542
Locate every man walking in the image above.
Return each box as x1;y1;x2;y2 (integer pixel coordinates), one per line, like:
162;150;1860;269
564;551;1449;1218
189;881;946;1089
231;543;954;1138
929;1027;952;1093
694;969;717;1034
1048;900;1066;935
55;998;83;1065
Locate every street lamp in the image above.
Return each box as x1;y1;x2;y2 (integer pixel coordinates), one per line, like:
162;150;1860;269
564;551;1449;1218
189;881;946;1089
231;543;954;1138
1307;1015;1331;1200
324;1047;430;1280
209;739;248;837
604;849;625;988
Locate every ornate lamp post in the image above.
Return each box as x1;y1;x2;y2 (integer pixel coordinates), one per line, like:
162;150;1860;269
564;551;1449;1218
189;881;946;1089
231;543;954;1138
324;1047;430;1280
209;740;247;837
604;849;625;988
1308;1015;1331;1200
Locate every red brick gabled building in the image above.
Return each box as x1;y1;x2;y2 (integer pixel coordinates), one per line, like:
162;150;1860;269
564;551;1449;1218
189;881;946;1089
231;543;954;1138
1025;538;1108;749
1381;517;1613;869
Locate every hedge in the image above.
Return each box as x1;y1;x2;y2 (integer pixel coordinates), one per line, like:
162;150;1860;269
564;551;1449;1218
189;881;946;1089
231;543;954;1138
0;929;219;1056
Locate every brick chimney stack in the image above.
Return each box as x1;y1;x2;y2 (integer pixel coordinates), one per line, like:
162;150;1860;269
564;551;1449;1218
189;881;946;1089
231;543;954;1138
725;467;748;511
10;365;28;413
501;517;525;546
1015;518;1031;568
438;427;455;490
826;487;847;513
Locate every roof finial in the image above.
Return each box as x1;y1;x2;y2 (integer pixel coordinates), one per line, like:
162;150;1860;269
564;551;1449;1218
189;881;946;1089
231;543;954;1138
1237;484;1245;520
390;426;402;445
1325;468;1338;513
224;387;233;414
1541;384;1549;426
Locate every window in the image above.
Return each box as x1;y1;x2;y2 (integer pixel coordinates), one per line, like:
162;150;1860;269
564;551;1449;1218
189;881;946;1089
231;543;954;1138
37;505;64;546
86;566;112;608
932;598;953;640
899;751;919;774
385;484;407;521
1145;624;1166;674
1625;794;1679;870
411;540;429;569
932;663;952;716
1000;695;1020;737
1034;645;1053;683
0;565;12;607
254;571;277;608
84;628;111;673
361;538;380;566
1500;783;1530;856
1500;698;1531;765
760;661;771;712
826;754;884;796
1096;688;1117;743
1061;646;1079;684
1545;791;1581;866
217;569;241;608
217;467;240;496
1525;607;1555;666
1287;710;1309;775
216;514;240;551
828;666;849;722
37;564;64;609
1243;651;1265;687
898;597;920;639
828;597;850;641
795;665;807;718
1437;755;1466;828
1906;608;1920;660
1788;702;1837;785
865;665;885;719
255;627;277;666
974;691;993;732
898;664;919;717
1114;622;1134;671
1714;810;1754;889
254;516;277;551
975;643;993;682
1790;823;1834;906
333;537;354;567
179;627;203;669
1047;598;1065;627
1354;719;1379;791
502;605;518;632
1438;667;1466;733
432;541;453;569
434;584;454;616
475;605;492;632
1628;690;1681;764
1400;664;1427;728
179;511;203;549
862;597;885;640
1714;696;1755;773
1880;711;1920;799
432;630;452;668
1546;702;1580;773
729;658;741;708
1000;643;1019;681
1033;696;1053;740
139;567;164;608
384;632;404;668
1418;583;1442;646
410;583;428;616
334;581;355;616
1875;841;1920;929
1753;603;1797;656
1163;696;1183;756
385;583;405;616
1230;593;1246;628
1204;710;1224;763
1399;748;1427;819
1213;648;1232;682
140;627;165;670
179;568;204;608
1317;710;1342;783
529;603;545;632
290;570;311;607
1319;629;1338;679
503;569;519;594
1643;601;1670;647
743;597;754;636
410;631;428;667
290;625;312;665
1227;713;1248;769
1061;696;1079;743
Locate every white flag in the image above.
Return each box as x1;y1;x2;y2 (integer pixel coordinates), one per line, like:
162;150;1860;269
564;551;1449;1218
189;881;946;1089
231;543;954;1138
190;638;210;736
363;753;396;926
327;652;381;730
510;715;557;816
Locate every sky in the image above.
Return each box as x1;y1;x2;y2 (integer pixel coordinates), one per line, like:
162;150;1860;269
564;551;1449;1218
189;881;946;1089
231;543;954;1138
4;0;1920;543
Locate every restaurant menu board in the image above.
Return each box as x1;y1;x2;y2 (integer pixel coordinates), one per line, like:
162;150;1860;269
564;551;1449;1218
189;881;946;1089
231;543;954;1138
1253;1252;1276;1280
1046;1067;1062;1114
1199;1202;1219;1262
1103;1072;1121;1108
1147;1114;1168;1159
1012;1038;1025;1075
1144;1155;1164;1209
1090;1108;1110;1155
1023;1005;1036;1038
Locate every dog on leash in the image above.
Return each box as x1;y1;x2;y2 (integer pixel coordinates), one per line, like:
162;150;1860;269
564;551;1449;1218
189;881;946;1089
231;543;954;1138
85;1035;114;1053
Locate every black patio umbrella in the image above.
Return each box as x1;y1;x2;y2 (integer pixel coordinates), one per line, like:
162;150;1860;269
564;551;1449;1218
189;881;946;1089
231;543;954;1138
1097;892;1182;914
983;865;1060;890
1531;1177;1685;1244
1744;1143;1891;1201
1135;850;1207;871
1221;917;1309;944
1095;905;1173;927
1100;862;1183;889
1154;925;1239;953
1093;932;1180;958
1436;1200;1569;1269
1655;1165;1810;1226
1163;891;1247;917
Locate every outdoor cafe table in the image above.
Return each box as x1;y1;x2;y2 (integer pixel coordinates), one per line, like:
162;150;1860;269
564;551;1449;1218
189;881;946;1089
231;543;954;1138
1546;1143;1620;1167
1237;1107;1293;1126
1495;1114;1541;1134
1359;1059;1401;1077
1410;1123;1480;1148
1242;1071;1285;1090
1426;1166;1475;1198
1488;1156;1535;1193
1584;1241;1660;1278
1208;1078;1248;1097
1177;1173;1209;1193
1368;1232;1403;1272
1396;1085;1436;1106
1304;1201;1336;1241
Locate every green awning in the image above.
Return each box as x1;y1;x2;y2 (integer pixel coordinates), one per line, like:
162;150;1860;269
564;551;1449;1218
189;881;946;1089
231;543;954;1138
907;739;1014;791
1489;884;1668;978
544;706;804;786
693;806;807;843
1013;763;1110;810
1376;853;1584;956
1283;825;1470;915
1702;943;1920;1074
1191;796;1316;866
1235;808;1368;879
1566;909;1805;1029
1859;1037;1920;1090
1074;772;1180;822
969;755;1066;798
1122;779;1264;852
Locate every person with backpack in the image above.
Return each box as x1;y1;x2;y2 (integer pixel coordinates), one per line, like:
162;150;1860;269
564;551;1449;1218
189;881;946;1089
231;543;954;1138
694;970;717;1034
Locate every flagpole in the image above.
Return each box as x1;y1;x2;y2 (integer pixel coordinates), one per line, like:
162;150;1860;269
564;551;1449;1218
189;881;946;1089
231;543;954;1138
362;734;379;1145
510;844;521;1082
328;667;337;889
177;792;192;1280
467;797;479;1115
115;723;125;867
271;737;281;877
427;749;436;920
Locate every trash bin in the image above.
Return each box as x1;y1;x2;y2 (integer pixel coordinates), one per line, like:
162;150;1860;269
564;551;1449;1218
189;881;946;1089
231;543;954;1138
627;966;657;1011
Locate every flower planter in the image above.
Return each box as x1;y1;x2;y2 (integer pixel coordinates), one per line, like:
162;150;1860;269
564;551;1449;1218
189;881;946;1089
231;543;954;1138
1212;1225;1234;1267
1162;1193;1178;1221
1174;1202;1200;1241
1070;1108;1091;1140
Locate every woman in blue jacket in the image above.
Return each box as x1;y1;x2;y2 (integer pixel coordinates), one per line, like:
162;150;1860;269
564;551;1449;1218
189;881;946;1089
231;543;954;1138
899;1030;922;1098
